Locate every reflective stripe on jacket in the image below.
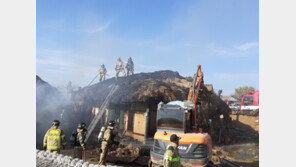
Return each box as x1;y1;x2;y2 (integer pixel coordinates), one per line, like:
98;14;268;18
43;126;66;150
115;61;124;70
164;142;181;167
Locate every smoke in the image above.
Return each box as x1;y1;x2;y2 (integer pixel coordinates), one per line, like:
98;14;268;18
36;76;67;148
36;75;107;148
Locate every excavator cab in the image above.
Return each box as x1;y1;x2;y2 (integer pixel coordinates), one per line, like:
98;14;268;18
150;101;213;167
157;101;194;132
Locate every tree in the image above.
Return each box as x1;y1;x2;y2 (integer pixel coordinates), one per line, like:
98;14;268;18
234;86;255;99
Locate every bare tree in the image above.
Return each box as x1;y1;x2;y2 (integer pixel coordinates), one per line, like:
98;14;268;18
234;86;255;99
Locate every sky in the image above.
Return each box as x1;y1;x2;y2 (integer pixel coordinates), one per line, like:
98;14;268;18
37;0;259;95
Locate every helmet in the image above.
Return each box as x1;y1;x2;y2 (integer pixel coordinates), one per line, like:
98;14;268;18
81;122;86;129
78;122;86;129
128;57;132;60
117;57;121;61
108;120;115;127
170;134;181;142
77;123;82;129
101;64;105;67
52;120;60;126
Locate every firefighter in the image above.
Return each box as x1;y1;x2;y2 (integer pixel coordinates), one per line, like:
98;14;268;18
80;122;88;136
125;57;134;76
70;123;87;159
98;120;116;165
43;120;67;154
115;57;126;79
99;64;107;82
164;134;182;167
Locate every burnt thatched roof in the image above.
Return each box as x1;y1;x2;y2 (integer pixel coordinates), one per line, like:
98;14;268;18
76;70;233;143
79;70;191;107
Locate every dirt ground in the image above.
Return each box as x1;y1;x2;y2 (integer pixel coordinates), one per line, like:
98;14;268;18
60;144;148;167
227;114;259;144
230;115;259;132
59;115;259;167
212;143;259;167
209;114;259;167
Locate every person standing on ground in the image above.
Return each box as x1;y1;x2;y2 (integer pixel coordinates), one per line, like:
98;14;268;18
98;120;116;165
43;120;67;154
164;134;182;167
125;57;134;76
70;123;87;159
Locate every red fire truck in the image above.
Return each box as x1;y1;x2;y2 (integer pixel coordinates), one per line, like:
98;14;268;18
240;91;259;115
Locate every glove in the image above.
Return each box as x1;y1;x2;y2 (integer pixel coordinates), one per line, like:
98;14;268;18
43;146;47;150
82;146;86;150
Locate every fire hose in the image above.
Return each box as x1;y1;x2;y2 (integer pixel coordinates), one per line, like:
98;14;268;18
87;74;99;86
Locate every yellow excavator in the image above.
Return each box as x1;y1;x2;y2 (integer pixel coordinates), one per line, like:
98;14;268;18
149;65;238;167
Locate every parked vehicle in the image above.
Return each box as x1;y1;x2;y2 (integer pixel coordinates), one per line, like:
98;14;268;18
240;91;259;116
229;103;240;111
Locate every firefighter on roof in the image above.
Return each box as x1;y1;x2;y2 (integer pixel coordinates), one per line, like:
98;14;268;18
125;57;134;76
99;64;107;82
115;57;126;79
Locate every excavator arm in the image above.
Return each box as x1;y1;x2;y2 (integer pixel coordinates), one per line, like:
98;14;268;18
187;64;204;131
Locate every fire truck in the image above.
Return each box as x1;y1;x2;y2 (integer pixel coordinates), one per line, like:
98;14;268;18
240;91;259;115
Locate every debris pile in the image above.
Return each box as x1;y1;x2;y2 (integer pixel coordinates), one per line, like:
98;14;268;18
211;147;230;163
106;144;140;163
211;143;259;166
80;70;190;106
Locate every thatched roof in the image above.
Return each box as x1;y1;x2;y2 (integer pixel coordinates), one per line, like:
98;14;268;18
78;70;191;107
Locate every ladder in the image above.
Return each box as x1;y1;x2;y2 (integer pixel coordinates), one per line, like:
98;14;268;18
85;84;119;142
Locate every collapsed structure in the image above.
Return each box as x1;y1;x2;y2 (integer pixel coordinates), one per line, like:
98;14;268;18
36;70;258;166
36;70;233;147
67;70;232;144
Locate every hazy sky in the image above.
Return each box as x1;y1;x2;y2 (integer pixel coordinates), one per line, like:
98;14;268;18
37;0;258;95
